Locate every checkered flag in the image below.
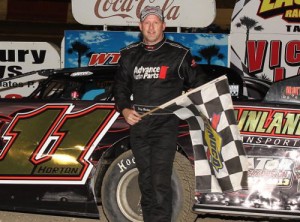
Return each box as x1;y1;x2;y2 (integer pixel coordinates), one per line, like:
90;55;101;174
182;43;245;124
148;76;248;193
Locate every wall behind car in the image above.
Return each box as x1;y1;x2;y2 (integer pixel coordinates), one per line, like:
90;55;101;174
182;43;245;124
0;0;235;48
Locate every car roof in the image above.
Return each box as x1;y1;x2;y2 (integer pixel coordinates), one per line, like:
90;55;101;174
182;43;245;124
38;66;118;79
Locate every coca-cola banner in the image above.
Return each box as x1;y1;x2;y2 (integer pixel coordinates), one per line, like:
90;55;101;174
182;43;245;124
71;0;216;28
62;30;228;68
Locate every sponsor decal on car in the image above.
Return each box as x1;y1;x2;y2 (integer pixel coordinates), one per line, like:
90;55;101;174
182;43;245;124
0;103;119;184
235;106;300;148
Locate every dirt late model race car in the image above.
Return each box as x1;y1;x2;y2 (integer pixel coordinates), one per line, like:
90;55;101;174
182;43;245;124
1;64;300;221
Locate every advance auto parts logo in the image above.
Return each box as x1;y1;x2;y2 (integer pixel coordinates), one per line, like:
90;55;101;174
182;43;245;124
133;66;169;80
204;113;223;172
258;0;300;22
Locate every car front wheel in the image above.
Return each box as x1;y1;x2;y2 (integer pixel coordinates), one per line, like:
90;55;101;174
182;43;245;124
100;150;197;222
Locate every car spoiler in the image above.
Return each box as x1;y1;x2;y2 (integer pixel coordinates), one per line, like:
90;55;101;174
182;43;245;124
0;69;57;84
0;66;118;83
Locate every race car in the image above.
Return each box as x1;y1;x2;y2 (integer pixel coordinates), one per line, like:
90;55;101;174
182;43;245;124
1;64;300;221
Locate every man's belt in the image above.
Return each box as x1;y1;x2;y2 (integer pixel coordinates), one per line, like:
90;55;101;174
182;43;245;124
133;104;173;115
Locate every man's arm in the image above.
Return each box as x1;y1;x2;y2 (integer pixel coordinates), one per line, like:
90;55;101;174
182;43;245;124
113;53;141;125
180;50;208;89
113;54;133;113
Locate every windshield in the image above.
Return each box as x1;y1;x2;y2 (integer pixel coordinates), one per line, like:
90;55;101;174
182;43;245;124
32;77;114;101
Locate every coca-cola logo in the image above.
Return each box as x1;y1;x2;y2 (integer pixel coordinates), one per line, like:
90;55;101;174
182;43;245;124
94;0;180;21
72;0;215;27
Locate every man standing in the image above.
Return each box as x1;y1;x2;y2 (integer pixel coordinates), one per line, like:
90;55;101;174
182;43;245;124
113;6;205;222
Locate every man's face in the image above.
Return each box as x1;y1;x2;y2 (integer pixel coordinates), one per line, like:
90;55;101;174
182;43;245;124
139;14;166;45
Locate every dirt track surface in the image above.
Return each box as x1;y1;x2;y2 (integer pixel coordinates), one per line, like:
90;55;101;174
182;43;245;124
0;211;249;222
0;208;295;222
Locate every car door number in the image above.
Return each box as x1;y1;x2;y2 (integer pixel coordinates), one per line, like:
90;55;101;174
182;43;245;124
0;104;118;184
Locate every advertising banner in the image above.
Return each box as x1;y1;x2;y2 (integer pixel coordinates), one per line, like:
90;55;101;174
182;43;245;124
230;0;300;82
71;0;216;28
63;30;229;68
0;42;60;97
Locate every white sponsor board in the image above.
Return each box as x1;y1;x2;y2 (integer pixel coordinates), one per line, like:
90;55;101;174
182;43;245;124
71;0;216;28
0;42;61;97
230;0;300;82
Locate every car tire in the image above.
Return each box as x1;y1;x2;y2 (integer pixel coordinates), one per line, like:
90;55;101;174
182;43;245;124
101;150;197;222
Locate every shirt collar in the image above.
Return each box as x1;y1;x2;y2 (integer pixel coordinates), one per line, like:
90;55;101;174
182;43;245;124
142;37;165;51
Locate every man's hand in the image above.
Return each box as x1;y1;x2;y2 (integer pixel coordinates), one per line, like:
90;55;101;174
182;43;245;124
122;108;142;125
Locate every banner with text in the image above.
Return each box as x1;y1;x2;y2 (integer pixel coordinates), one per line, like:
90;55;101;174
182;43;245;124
230;0;300;82
63;30;228;68
0;42;60;97
71;0;216;28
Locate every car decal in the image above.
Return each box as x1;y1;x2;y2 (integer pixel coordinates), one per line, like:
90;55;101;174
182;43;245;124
0;103;119;184
235;105;300;148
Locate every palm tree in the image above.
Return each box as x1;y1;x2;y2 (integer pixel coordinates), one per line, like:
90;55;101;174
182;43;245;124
236;16;263;65
196;45;224;65
68;41;91;67
259;73;271;82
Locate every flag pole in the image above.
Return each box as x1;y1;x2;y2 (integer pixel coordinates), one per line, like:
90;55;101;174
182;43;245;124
140;75;227;118
140;106;161;118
